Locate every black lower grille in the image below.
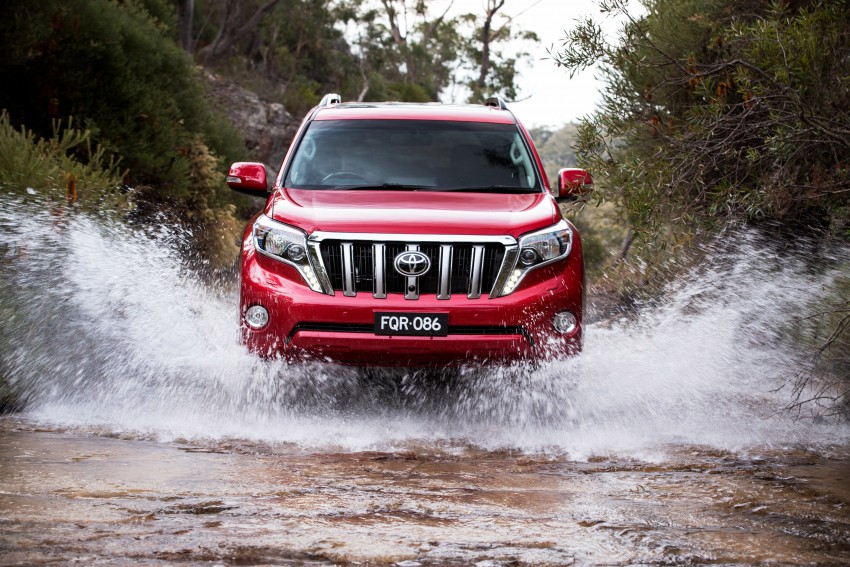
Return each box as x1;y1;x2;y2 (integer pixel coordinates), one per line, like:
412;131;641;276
289;322;529;342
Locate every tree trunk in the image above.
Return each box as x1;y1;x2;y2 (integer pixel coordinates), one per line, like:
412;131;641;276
476;0;505;93
619;229;635;261
178;0;194;52
380;0;413;81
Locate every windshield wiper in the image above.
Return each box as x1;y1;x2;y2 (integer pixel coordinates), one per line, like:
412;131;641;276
321;184;540;194
326;183;437;191
435;185;540;194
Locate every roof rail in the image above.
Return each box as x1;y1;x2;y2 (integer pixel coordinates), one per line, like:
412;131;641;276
319;93;342;107
484;96;508;110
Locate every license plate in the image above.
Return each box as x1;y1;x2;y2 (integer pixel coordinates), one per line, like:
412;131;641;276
374;312;448;336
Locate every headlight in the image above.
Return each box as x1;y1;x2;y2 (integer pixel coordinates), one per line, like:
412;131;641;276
518;220;572;266
497;220;573;296
252;215;323;292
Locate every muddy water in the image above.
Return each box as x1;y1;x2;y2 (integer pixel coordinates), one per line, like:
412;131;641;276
1;418;848;566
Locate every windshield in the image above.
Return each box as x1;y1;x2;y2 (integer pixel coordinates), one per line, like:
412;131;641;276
284;119;541;192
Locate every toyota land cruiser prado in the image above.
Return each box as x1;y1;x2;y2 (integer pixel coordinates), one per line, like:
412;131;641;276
226;94;590;365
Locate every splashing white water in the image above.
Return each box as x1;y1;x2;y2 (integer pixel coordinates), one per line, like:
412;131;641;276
1;196;848;458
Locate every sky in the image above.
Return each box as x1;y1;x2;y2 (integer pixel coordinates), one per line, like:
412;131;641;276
443;0;618;129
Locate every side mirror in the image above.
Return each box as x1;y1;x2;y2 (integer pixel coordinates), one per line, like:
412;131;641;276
556;168;593;203
227;162;269;196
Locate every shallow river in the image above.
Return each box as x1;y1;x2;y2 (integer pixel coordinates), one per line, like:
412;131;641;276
2;199;850;564
2;419;848;565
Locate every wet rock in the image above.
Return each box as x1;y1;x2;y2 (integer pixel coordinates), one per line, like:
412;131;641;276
163;501;237;515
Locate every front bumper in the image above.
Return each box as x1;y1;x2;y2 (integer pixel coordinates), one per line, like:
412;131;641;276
239;238;584;366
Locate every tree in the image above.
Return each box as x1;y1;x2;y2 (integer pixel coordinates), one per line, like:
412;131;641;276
461;0;539;102
197;0;285;62
552;0;850;243
0;0;244;202
190;0;362;113
476;0;505;93
343;0;538;103
346;0;463;101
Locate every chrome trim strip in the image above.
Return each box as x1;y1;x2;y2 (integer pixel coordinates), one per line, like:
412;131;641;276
437;244;453;300
489;245;519;298
306;241;334;295
373;242;386;299
468;245;485;299
341;242;355;297
404;244;419;300
309;231;515;246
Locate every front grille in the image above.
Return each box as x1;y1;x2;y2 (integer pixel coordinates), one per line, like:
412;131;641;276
318;239;506;299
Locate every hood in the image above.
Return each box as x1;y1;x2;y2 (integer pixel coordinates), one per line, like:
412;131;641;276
268;188;559;238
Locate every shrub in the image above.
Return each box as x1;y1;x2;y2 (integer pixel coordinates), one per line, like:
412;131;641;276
0;111;127;212
553;0;850;249
0;0;245;204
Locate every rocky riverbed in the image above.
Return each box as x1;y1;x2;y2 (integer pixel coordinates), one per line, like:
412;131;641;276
1;418;848;565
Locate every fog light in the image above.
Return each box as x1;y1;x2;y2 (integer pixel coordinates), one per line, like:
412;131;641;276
245;305;269;329
553;311;577;334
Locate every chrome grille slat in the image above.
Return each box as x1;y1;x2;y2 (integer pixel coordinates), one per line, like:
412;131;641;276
341;242;355;297
468;245;485;299
437;244;453;300
373;243;386;298
316;237;511;299
404;244;420;300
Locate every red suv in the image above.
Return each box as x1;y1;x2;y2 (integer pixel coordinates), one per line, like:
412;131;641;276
227;94;590;365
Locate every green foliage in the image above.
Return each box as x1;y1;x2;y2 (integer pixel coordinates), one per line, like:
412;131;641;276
193;0;361;114
555;0;850;415
344;0;465;102
137;0;180;31
532;125;580;175
386;82;433;103
553;0;850;250
260;0;362;111
0;112;127;212
0;0;245;204
182;135;243;272
462;17;538;103
193;0;538;109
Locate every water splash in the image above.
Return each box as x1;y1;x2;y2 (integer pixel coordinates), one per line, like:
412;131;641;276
1;195;848;458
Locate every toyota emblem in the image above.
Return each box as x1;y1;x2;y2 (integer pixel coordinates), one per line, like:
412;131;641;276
394;251;431;277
